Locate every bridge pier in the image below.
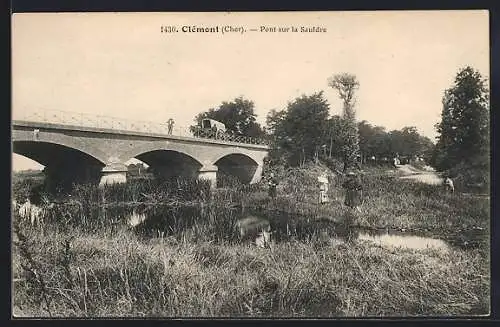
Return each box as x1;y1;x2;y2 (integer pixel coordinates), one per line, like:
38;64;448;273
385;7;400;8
198;165;218;189
249;163;264;184
99;163;127;187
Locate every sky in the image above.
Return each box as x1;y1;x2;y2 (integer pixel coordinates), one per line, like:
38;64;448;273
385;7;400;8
11;11;489;171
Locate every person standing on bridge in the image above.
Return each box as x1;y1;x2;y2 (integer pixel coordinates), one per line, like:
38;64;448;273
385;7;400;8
167;118;175;135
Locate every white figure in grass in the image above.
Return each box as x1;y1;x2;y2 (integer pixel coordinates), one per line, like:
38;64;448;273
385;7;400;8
443;176;455;193
318;171;330;204
18;197;53;227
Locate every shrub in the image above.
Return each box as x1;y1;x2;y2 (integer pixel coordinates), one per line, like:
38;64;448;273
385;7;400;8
446;162;490;194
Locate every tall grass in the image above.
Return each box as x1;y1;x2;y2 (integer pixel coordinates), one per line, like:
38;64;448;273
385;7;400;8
72;177;212;204
12;164;490;317
12;223;489;317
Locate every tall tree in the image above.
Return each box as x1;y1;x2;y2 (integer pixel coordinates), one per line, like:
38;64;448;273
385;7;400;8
266;92;330;166
328;73;361;171
433;66;489;176
192;96;265;137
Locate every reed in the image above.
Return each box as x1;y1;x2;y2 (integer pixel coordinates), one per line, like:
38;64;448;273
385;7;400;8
12;164;490;317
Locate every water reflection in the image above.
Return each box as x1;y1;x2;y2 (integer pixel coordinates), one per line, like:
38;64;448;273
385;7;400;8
245;209;452;251
109;203;453;252
358;230;450;252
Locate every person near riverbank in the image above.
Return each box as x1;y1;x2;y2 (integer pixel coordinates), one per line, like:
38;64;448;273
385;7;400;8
167;118;174;135
268;173;278;199
318;172;329;204
443;176;455;193
342;171;363;211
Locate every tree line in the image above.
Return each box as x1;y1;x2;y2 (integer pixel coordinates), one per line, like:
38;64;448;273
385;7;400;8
192;66;489;186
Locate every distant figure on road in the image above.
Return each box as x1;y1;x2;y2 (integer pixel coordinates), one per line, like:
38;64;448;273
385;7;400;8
268;172;278;199
393;157;399;168
443;177;455;193
342;171;363;211
167;118;174;135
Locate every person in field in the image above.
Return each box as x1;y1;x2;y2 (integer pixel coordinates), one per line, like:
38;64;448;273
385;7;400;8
318;172;330;204
443;176;455;193
342;171;363;211
268;172;278;199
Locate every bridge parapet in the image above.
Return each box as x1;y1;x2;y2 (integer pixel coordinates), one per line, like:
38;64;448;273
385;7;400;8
13;109;270;146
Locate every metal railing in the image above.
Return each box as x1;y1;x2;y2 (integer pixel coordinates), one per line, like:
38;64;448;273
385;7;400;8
12;109;270;146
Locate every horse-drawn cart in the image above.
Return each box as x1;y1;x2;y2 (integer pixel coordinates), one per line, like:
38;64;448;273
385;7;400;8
193;118;228;140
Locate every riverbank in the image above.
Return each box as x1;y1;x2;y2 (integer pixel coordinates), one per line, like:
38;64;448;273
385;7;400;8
12;163;490;317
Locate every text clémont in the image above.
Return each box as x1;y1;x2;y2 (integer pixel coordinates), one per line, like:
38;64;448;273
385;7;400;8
179;25;327;34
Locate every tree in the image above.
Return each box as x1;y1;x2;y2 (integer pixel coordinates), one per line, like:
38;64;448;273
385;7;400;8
192;96;265;137
400;127;421;156
370;129;391;160
265;108;291;166
388;127;419;158
418;136;435;163
387;127;435;162
325;115;347;158
328;73;361;171
358;120;376;162
433;67;489;172
266;92;330;166
357;122;435;165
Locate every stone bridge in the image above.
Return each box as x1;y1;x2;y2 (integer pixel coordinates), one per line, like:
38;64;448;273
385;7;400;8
12;120;269;189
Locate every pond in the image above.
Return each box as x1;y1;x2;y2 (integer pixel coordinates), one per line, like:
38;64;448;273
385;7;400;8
233;208;484;252
357;229;450;252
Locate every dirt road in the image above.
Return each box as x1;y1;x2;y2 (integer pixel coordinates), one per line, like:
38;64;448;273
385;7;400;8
397;164;443;185
397;164;489;198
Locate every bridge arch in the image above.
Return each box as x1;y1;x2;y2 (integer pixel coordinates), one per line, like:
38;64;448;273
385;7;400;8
12;134;109;164
209;147;262;165
121;143;203;165
122;143;204;179
12;140;106;192
213;153;261;185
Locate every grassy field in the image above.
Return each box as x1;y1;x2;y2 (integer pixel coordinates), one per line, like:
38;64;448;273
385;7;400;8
11;164;490;317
